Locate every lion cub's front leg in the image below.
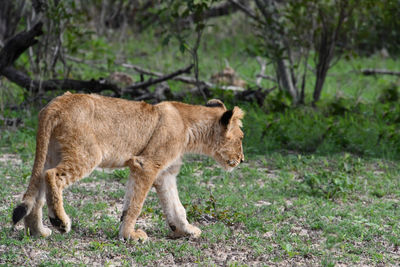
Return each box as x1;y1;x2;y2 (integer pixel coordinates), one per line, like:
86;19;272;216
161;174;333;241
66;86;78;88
119;157;158;241
154;161;201;239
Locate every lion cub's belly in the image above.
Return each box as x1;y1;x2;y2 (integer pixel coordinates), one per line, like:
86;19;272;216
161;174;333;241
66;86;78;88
98;150;133;169
99;159;129;169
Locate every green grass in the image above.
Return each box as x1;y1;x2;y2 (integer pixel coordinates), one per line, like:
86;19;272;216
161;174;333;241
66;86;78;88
1;152;399;265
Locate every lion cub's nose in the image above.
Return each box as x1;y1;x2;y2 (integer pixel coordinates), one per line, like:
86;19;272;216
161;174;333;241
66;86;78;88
240;158;244;163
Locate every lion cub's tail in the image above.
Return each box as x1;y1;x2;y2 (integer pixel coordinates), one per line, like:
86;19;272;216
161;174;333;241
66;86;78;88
12;107;59;225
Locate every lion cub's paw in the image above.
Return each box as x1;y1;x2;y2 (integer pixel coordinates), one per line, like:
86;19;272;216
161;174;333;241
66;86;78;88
49;216;71;233
120;229;148;242
38;226;52;238
171;224;202;239
26;226;52;238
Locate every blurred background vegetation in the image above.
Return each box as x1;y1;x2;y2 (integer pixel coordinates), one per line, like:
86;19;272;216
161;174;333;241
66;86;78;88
0;0;399;159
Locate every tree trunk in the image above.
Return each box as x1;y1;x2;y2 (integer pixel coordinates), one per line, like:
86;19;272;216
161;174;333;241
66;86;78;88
312;57;330;106
0;0;26;44
276;59;299;104
312;0;353;106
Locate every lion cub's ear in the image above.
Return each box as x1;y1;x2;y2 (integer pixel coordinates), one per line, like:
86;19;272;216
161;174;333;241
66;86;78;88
220;106;244;129
206;99;226;110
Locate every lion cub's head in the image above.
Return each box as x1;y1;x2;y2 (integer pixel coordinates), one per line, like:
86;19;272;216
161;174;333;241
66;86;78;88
207;99;245;171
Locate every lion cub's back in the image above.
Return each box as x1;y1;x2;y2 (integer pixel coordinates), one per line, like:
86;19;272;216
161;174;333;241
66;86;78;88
46;93;160;166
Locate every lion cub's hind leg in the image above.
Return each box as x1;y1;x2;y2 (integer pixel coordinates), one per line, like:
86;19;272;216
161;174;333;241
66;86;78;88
24;143;61;237
45;155;101;233
154;161;201;239
23;177;52;237
45;167;72;233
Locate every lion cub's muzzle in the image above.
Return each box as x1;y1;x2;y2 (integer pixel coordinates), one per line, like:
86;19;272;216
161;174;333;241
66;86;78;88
227;154;244;168
227;159;239;167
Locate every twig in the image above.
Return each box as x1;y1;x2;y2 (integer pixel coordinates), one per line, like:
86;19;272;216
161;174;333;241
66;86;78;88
256;74;277;83
122;63;163;77
65;54;102;64
229;0;264;25
361;69;400;77
191;29;207;101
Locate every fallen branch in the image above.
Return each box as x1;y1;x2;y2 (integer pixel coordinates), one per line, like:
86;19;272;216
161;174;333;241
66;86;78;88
123;63;213;87
361;69;400;77
235;86;276;106
0;22;119;95
2;66;121;94
124;64;194;91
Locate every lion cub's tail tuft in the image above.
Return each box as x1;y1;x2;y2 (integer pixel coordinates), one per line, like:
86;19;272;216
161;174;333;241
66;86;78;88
12;203;28;225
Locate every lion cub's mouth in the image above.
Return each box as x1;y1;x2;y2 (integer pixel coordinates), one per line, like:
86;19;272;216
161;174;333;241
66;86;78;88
227;159;239;167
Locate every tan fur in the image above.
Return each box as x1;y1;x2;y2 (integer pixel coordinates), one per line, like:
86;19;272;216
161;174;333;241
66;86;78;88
14;92;244;241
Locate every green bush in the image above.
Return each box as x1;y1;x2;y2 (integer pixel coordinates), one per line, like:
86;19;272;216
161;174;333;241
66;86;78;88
236;96;400;159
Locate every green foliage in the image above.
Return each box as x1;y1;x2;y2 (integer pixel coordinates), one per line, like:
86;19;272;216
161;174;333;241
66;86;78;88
352;0;400;55
0;82;26;111
0;109;38;161
157;0;216;51
247;0;362;104
378;83;399;103
264;90;292;113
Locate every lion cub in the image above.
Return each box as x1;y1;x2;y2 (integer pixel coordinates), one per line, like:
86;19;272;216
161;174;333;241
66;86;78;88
12;92;244;241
